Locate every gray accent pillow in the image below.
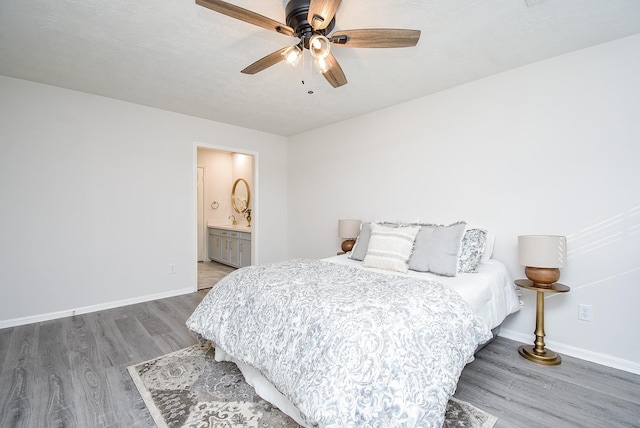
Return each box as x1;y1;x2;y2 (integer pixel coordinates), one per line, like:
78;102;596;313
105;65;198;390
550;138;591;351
349;222;372;261
458;228;488;273
408;222;467;276
349;221;397;261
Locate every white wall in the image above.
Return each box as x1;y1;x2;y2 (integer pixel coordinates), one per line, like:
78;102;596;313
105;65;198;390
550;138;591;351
287;35;640;372
0;75;288;326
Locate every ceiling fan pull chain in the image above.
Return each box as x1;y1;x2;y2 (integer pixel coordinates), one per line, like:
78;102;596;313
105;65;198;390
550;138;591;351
304;43;316;95
301;39;307;86
298;36;312;94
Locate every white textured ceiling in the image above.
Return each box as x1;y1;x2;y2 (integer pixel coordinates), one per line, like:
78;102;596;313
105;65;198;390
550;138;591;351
1;0;639;136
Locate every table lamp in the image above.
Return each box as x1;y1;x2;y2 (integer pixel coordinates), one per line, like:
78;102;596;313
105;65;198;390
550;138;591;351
338;219;361;253
518;235;567;286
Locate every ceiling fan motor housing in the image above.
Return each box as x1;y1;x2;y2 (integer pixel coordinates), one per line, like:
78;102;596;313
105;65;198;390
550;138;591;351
285;0;335;44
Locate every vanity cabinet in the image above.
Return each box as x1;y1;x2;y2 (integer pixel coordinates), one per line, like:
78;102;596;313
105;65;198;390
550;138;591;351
238;234;251;267
208;227;251;268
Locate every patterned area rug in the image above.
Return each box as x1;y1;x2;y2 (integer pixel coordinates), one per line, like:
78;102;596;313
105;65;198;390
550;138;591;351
127;342;497;428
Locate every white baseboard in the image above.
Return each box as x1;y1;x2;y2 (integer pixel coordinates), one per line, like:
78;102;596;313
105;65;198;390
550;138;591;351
0;287;195;329
499;328;640;375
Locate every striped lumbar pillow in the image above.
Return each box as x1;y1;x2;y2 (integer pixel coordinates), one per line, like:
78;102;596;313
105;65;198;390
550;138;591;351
363;223;420;273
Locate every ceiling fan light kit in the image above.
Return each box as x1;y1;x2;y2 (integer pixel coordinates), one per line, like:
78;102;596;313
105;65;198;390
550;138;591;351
314;56;329;74
282;45;303;67
196;0;421;88
309;34;331;59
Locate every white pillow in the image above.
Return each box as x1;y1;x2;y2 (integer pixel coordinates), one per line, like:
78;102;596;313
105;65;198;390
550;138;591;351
349;221;398;261
363;224;420;273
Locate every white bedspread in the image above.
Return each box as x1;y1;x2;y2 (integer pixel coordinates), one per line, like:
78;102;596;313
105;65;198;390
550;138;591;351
187;258;496;427
325;254;520;330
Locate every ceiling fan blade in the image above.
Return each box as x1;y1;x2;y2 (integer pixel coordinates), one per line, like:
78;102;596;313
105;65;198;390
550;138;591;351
321;53;347;88
241;47;289;75
308;0;342;30
331;29;421;48
196;0;294;36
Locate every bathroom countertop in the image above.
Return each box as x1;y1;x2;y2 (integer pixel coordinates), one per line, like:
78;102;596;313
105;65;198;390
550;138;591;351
207;224;252;233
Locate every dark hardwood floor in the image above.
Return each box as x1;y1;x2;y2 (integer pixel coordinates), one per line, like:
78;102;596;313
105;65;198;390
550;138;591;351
1;290;638;428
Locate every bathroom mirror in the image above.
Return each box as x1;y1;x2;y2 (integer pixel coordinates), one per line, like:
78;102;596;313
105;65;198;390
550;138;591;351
231;178;250;213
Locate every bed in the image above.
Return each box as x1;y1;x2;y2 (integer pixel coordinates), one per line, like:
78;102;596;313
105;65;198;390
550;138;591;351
187;222;520;427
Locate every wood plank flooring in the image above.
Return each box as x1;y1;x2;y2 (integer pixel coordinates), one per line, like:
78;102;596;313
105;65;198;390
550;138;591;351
0;290;207;428
456;338;640;427
197;260;236;290
1;289;638;428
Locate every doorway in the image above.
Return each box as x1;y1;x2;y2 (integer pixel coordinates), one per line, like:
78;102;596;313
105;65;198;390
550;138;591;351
195;145;256;290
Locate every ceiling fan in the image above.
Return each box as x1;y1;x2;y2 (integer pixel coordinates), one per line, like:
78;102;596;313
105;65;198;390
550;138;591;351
195;0;421;88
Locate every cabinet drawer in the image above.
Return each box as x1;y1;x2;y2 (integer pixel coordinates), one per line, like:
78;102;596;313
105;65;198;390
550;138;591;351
208;228;223;236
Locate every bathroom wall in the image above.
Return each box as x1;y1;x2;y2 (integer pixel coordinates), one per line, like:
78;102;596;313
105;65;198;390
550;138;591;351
231;152;253;226
197;149;254;228
198;148;233;226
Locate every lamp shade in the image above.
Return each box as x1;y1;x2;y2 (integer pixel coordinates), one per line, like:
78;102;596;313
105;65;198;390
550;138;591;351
518;235;567;268
338;219;361;239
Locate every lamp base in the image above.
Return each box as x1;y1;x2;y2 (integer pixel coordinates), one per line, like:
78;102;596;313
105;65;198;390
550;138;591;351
525;266;560;287
341;239;356;253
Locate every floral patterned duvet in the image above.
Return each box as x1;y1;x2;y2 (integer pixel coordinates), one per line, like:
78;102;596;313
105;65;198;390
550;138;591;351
186;259;492;427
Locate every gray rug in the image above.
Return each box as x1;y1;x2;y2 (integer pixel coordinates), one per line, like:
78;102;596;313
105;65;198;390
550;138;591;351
128;342;497;428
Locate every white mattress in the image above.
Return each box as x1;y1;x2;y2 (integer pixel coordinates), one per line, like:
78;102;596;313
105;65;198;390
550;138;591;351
324;254;521;330
213;255;521;427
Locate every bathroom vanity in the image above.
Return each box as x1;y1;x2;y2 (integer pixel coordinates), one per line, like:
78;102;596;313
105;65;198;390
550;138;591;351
207;177;252;268
207;226;251;268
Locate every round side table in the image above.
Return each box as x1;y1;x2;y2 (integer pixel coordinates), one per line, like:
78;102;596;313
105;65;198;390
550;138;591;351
516;279;570;366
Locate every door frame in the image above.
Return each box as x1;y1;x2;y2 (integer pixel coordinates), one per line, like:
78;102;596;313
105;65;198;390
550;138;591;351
196;165;206;262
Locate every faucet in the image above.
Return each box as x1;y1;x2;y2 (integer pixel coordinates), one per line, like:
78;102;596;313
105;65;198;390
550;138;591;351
228;215;236;225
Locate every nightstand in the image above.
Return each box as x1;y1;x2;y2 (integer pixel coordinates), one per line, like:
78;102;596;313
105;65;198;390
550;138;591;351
516;279;570;366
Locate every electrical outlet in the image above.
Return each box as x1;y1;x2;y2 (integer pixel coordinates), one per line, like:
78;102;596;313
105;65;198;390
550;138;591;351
578;304;593;322
169;263;176;274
